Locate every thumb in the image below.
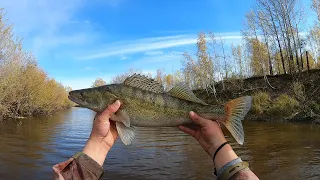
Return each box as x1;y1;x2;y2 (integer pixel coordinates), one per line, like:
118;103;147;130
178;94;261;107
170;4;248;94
98;100;121;121
189;111;210;126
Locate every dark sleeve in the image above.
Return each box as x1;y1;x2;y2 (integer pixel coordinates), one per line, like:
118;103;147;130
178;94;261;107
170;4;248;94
229;168;260;180
53;152;104;180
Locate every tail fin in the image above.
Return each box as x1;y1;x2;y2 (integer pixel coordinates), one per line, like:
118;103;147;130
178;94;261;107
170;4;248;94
220;96;252;145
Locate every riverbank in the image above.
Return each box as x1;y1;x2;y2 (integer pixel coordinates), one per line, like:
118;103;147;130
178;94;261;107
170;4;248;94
194;69;320;124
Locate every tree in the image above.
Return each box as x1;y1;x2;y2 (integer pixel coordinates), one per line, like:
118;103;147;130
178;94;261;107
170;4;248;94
182;33;215;90
243;0;305;75
312;0;320;22
231;44;244;78
155;68;164;85
257;0;286;74
256;10;274;75
301;51;316;69
163;74;174;90
219;36;230;79
91;78;106;87
248;39;270;76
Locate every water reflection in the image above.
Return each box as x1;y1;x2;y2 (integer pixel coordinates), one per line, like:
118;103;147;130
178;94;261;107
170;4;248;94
0;107;319;180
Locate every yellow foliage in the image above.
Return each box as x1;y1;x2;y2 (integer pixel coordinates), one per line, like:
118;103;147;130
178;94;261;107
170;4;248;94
248;39;269;76
182;33;215;90
301;51;316;69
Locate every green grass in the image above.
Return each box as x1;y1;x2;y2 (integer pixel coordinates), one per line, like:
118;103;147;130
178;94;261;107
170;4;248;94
267;94;299;116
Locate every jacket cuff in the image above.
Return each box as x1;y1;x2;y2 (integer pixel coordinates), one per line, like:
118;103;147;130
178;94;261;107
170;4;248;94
60;152;104;179
74;152;104;177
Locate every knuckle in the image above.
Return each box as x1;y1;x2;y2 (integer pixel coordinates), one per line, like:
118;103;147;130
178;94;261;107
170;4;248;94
105;105;116;114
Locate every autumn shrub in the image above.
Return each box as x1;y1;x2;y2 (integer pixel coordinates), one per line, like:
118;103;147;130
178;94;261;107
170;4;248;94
267;94;299;116
0;10;72;119
0;58;73;118
252;91;271;114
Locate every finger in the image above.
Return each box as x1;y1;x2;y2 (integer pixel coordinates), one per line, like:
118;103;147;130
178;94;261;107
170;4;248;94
98;100;121;121
178;125;197;138
189;111;210;126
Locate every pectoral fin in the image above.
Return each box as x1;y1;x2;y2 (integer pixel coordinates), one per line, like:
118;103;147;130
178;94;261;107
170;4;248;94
111;109;130;127
116;122;135;145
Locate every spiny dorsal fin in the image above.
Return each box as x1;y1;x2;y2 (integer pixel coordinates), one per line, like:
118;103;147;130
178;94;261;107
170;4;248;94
166;83;208;105
123;73;164;93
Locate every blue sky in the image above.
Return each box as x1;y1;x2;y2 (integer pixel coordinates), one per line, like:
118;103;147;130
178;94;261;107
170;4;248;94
1;0;315;89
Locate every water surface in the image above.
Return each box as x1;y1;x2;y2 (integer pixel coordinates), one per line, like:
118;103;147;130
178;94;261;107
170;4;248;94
0;107;319;179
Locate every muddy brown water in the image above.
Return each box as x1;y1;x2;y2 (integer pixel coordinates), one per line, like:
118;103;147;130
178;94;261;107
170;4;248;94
0;107;319;180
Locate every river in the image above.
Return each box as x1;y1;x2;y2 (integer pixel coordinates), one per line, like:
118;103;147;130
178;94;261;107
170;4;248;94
0;107;319;180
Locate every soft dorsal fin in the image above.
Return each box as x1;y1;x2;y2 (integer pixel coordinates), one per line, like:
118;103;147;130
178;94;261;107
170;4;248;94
166;83;208;105
123;73;164;93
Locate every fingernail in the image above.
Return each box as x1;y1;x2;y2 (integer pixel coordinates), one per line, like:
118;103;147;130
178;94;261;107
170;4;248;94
115;100;121;106
190;111;194;116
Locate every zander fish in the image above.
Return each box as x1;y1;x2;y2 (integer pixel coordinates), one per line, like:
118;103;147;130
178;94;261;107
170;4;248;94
68;74;252;145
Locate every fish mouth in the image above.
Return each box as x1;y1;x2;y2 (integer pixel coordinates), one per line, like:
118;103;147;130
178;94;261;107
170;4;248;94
68;95;83;106
68;94;99;111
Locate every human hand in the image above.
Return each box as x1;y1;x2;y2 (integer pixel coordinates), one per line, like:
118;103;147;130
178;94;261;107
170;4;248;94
179;112;258;178
82;100;120;166
178;111;228;157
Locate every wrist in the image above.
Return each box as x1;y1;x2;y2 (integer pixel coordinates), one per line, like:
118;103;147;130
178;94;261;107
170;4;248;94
213;144;238;171
208;136;227;157
207;122;228;157
82;137;110;166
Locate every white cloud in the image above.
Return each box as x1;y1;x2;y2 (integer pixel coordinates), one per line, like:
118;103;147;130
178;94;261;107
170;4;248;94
120;54;128;60
135;51;183;65
77;35;198;60
76;33;244;60
144;50;164;56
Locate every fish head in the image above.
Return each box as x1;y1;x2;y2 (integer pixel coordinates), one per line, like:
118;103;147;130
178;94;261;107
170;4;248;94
68;84;122;112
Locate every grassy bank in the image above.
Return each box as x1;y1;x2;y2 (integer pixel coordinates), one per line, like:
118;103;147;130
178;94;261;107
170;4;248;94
194;69;320;124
